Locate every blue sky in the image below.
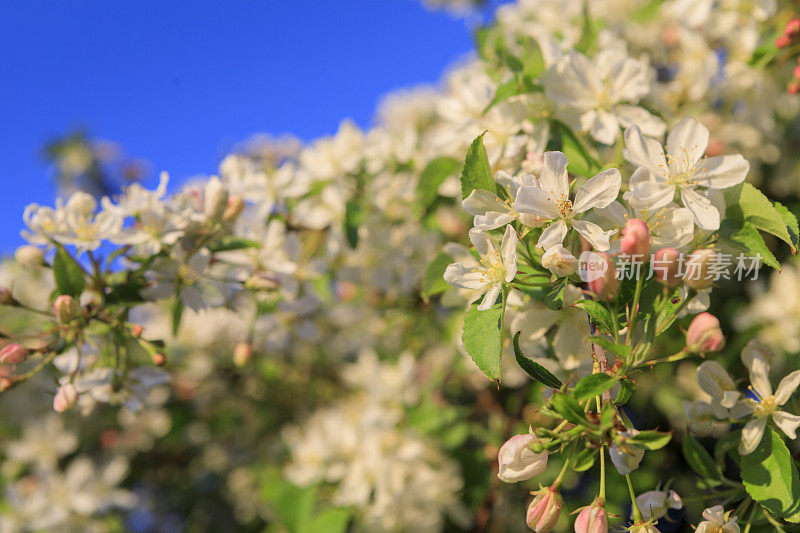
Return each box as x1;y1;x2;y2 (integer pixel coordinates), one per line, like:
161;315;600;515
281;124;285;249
1;0;509;254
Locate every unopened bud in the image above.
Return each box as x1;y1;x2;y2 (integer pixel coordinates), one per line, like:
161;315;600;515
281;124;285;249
0;286;12;305
526;486;563;533
686;312;725;353
223;196;245;222
0;344;28;365
684;249;717;290
542;245;578;277
151;352;166;366
53;383;78;412
574;498;608;533
652;248;682;288
620;219;650;259
130;324;143;338
790;81;800;95
204;177;229;220
233;341;253;367
53;295;79;323
777;34;792;48
497;433;548;483
786;18;800;37
14;245;44;267
587;254;619;301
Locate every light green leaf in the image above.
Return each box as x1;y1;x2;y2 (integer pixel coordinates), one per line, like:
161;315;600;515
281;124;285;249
629;430;672;450
550;393;587;425
421;250;452;301
483;79;523;114
460;133;495;200
718;219;780;270
344;198;366;248
512;331;563;389
741;428;800;522
206;236;261;253
654;288;685;335
573;448;597;472
552;121;600;177
462;296;504;381
417;157;459;209
774;201;799;253
614;377;636;406
544;278;569;310
572;300;615;334
306;508;350;533
725;183;795;253
53;246;86;298
572;373;618;402
171;297;184;336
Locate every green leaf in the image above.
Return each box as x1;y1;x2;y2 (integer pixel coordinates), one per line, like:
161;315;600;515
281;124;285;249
460;133;495;200
421;250;452;301
206;236;261;253
551;120;599;178
614;377;636;406
573;448;597;472
550;393;587;425
462;296;504;381
512;331;563;388
589;336;632;359
417;156;459;208
682;434;720;482
654;288;684;335
575;1;599;54
629;430;672;450
741;428;800;522
544;278;569;310
306;508;350;533
572;300;615;334
53;246;86;298
718;219;780;270
774;201;799;253
725;183;796;253
344;198;366;248
483;79;523;114
573;374;618;402
171;297;184;336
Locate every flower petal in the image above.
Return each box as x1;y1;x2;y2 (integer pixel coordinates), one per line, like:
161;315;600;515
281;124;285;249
695;155;749;189
666;117;709;172
538;151;570;198
589;110;620;145
572;219;617;251
615;104;666;138
773;411;800;439
537;220;568;250
681;188;720;230
444;263;488;290
775;370;800;405
514;186;559;219
478;283;502;311
474;211;517;230
501;225;518;282
462;190;507;216
738;417;767;455
469;228;495;258
573;168;622;213
623;125;668;177
741;340;773;399
628;168;676;210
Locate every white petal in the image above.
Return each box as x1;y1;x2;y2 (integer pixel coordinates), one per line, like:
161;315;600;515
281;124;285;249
537;220;568;250
681;188;720;230
738;417;767;455
697;361;735;399
773;411;800;439
538;151;570;197
474;211;517;230
589;110;620;145
572;219;616;251
615;104;666;138
666;117;709;171
695;155;749;189
775;370;800;405
501;225;518;282
444;263;488;290
514;186;559;219
478;283;502;310
463;189;507;216
573;168;622;213
469;228;495;258
741;340;773;399
623;125;667;177
628;168;676;210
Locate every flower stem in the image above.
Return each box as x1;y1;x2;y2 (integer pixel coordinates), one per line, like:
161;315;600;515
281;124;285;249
627;274;645;346
599;445;606;500
626;474;643;523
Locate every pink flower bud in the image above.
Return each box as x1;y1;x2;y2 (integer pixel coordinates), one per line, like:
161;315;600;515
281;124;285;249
574;498;608;533
652;248;682;288
0;344;28;365
53;295;79;323
786;18;800;37
790;81;800;95
527;486;563;533
131;325;144;338
777;34;792;48
683;249;717;290
686;312;725;353
587;254;619;301
53;383;78;412
151;352;166;367
223;196;245;222
233;341;253;367
620;219;650;259
497;433;548;483
0;286;12;305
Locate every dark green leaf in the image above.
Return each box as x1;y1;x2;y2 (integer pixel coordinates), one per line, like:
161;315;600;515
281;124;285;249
171;297;184;336
460;134;495;200
573;373;618;402
614;377;636;406
421;250;452;301
741;428;800;522
572;300;615;334
344;198;366;248
544;278;569;310
207;236;261;253
512;331;563;388
682;434;720;481
462;296;504;381
417;157;460;208
774;201;799;254
53;246;86;298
